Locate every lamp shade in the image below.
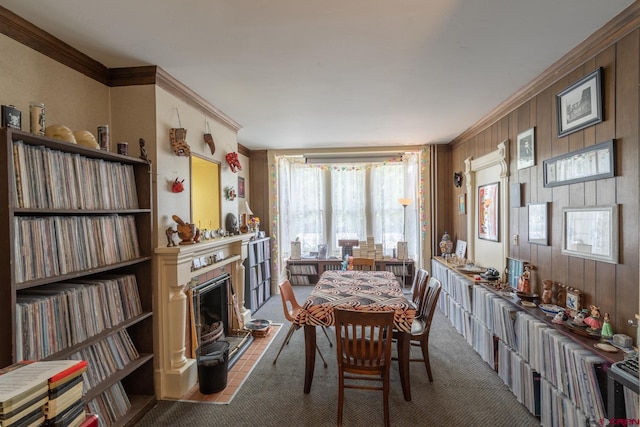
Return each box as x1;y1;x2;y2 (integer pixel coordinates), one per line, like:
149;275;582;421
398;198;412;207
244;201;254;215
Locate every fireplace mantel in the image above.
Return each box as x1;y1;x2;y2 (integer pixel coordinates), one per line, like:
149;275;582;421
153;233;255;399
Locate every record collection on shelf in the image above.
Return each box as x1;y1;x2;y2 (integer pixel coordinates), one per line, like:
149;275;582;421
432;258;611;425
0;128;155;427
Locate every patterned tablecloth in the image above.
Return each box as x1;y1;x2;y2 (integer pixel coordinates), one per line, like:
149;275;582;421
294;270;416;332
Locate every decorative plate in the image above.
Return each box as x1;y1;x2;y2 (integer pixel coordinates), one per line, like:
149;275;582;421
245;319;271;331
516;292;539;302
594;342;618;353
538;304;563;316
456;265;486;274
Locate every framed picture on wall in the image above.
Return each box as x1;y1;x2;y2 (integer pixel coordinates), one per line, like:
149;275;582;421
478;182;499;242
458;194;466;214
527;202;549;246
556;67;603;137
238;176;245;198
562;205;618;263
517;127;535;169
543;139;615;188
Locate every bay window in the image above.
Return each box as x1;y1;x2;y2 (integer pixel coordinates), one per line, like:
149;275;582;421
278;152;420;262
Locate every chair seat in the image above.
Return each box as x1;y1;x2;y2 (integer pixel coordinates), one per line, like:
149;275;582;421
410;318;426;335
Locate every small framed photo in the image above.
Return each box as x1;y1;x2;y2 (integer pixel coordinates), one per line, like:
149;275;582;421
238;176;245;198
458;193;466;214
527;202;549;246
455;240;467;259
517;127;535;169
510;183;522;208
556;67;603;137
565;288;582;315
1;105;21;130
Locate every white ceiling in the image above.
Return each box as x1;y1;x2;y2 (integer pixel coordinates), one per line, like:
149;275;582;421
0;0;634;150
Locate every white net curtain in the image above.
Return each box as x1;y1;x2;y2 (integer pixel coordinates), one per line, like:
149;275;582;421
277;152;420;261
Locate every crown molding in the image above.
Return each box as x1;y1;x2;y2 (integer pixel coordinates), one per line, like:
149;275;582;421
238;144;250;157
154;67;242;132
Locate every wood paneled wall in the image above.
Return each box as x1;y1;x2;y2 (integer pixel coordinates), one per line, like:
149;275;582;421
441;29;639;338
248;150;270;236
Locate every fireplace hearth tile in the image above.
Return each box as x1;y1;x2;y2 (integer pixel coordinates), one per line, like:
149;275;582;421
176;324;282;404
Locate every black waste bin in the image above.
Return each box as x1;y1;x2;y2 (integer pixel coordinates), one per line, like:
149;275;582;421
197;340;230;394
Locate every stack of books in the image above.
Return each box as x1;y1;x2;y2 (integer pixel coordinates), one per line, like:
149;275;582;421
0;360;88;427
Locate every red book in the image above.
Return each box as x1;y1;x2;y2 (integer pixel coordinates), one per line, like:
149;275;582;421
48;360;87;390
79;414;99;427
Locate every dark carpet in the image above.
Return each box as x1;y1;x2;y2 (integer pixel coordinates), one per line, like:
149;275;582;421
134;285;540;426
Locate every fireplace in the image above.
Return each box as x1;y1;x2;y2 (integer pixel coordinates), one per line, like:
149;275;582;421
154;233;255;399
191;273;253;369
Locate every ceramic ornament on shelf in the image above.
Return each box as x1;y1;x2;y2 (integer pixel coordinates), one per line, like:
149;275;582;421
439;231;454;255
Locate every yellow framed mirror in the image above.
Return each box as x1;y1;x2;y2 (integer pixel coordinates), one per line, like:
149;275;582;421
191;154;221;231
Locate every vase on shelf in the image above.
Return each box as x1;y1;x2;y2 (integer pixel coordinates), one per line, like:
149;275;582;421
439;231;454;256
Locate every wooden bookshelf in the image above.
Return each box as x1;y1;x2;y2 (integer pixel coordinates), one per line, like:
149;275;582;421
0;128;155;426
244;237;272;313
286;258;414;285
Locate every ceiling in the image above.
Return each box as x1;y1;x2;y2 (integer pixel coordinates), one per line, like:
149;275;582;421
0;0;634;150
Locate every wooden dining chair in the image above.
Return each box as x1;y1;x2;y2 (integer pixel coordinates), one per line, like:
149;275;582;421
272;280;332;367
351;257;375;271
335;308;395;427
410;268;429;304
394;276;442;382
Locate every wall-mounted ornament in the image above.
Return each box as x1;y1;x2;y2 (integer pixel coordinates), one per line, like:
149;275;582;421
226;152;242;173
171;178;185;193
170;128;191;156
204;121;216;154
225;186;237;200
454;172;463;187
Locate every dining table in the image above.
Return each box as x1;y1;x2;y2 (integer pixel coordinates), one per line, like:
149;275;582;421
294;269;417;401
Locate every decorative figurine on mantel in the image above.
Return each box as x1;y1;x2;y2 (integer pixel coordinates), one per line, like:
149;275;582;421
584;305;604;330
600;313;614;339
552;309;569;325
573;309;589;327
541;280;553;304
165;227;177;247
172;214;196;245
517;266;531;294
